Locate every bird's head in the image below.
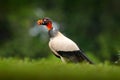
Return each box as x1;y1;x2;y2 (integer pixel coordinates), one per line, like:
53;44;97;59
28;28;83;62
37;18;52;30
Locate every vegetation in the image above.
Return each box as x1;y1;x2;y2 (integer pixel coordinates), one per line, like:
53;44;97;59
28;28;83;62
0;57;120;80
0;0;120;62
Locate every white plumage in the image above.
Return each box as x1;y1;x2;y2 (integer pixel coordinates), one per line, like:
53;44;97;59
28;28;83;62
49;32;79;52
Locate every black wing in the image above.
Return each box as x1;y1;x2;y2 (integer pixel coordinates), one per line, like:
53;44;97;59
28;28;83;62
57;50;93;64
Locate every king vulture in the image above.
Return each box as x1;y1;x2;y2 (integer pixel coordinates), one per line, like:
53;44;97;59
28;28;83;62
37;17;93;64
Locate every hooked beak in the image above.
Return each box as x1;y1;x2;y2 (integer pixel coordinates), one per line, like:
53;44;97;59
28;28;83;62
37;19;43;25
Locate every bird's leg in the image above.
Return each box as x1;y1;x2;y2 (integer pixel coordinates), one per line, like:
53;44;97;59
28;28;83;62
60;57;66;63
60;57;71;63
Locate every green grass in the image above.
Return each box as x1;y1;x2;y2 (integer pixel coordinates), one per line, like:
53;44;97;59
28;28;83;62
0;56;120;80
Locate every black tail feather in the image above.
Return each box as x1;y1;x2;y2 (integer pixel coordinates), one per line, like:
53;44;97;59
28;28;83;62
57;50;93;64
78;50;93;64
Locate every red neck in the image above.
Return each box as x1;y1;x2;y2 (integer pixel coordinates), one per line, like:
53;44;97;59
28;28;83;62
46;22;52;30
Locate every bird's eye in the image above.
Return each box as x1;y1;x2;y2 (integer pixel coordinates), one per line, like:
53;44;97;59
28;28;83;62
43;19;46;22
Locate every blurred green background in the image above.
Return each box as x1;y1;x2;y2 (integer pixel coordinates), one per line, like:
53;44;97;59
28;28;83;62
0;0;120;62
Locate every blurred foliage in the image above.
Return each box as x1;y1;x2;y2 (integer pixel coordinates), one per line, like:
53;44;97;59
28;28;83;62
0;0;120;62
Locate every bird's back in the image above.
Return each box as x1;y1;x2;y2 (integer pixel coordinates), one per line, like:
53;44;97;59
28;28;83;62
49;32;80;51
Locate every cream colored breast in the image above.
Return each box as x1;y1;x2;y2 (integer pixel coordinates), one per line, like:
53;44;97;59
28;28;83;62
49;32;80;51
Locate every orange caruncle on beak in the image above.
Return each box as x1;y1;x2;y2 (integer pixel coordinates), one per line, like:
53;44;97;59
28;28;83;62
37;19;43;25
37;18;52;31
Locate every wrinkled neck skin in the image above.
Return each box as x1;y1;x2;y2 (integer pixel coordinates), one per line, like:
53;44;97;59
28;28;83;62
48;27;59;38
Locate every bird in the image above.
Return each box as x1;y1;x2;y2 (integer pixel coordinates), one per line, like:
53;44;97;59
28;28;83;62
37;17;93;64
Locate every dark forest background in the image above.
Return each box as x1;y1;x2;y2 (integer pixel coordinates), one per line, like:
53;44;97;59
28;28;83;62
0;0;120;62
